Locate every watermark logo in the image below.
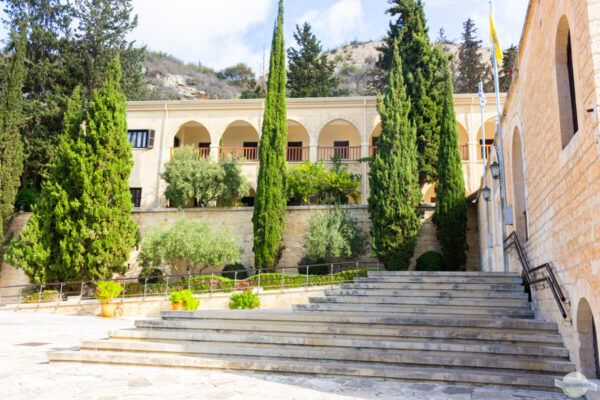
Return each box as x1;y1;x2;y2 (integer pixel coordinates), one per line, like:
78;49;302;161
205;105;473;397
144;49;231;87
555;372;598;398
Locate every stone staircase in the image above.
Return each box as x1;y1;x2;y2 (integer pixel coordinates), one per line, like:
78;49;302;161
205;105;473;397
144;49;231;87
49;271;575;391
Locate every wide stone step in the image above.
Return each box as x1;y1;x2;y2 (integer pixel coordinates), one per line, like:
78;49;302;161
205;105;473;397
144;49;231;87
325;288;529;299
293;303;534;318
159;310;559;331
356;276;523;284
48;350;563;390
310;296;529;308
115;327;569;358
341;282;525;291
367;271;521;278
133;319;565;345
80;339;574;374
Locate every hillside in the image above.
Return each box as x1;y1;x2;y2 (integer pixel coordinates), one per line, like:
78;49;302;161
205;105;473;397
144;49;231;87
140;42;493;100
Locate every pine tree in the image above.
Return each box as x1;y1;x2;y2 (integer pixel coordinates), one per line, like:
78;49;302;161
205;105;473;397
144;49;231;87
6;58;139;283
252;0;288;269
0;28;26;241
287;22;344;98
433;68;468;270
499;45;518;92
454;18;493;94
368;40;421;270
370;0;444;185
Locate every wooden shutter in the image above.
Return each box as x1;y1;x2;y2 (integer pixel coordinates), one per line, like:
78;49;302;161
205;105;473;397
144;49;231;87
147;130;155;148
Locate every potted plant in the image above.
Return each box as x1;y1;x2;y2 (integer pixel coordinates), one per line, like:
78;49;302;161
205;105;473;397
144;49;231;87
169;291;185;310
95;281;123;317
169;289;199;311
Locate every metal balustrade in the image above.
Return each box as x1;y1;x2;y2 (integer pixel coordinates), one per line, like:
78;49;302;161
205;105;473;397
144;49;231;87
317;146;362;161
0;260;381;307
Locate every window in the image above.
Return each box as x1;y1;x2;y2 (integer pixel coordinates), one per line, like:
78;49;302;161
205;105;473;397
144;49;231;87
130;188;142;208
128;130;155;149
287;141;303;162
243;141;258;161
556;17;578;148
333;140;350;160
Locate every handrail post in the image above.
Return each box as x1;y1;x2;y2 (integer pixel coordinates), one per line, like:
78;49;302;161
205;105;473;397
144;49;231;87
122;278;125;303
305;265;309;291
79;282;84;305
330;264;334;289
38;283;43;306
143;277;147;300
234;271;237;293
18;287;22;306
165;276;169;298
257;270;261;292
58;283;63;307
188;272;191;292
210;273;213;297
281;268;285;293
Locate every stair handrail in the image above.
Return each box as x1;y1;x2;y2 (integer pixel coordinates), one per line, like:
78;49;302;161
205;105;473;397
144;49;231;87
503;231;568;319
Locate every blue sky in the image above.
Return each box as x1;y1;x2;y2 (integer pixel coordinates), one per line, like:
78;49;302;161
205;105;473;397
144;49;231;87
0;0;528;73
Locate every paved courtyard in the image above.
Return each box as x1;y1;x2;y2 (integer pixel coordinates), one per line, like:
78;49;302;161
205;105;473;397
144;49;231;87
0;311;568;400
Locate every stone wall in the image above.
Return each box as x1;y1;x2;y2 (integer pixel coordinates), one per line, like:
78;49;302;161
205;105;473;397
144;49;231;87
479;0;600;374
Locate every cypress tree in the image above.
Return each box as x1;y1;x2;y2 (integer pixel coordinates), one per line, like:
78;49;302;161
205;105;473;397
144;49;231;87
7;58;139;282
433;68;468;270
252;0;288;269
0;28;26;240
371;0;443;185
454;18;493;94
368;40;421;270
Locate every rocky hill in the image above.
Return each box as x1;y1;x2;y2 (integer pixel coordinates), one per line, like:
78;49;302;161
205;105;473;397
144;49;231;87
140;41;493;100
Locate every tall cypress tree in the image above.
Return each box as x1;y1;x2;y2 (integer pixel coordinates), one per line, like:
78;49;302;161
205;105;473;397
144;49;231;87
371;0;443;185
368;40;421;271
7;58;139;282
433;68;468;270
252;0;288;269
0;28;26;241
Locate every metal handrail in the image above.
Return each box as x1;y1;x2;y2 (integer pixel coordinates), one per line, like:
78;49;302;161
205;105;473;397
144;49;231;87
0;259;381;307
503;231;567;319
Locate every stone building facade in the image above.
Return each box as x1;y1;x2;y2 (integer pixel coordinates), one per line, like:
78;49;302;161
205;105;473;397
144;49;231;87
125;95;503;209
478;0;600;378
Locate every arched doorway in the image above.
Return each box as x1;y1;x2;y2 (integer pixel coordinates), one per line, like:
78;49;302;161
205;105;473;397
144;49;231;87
317;119;361;161
220;120;260;161
369;123;381;157
287;120;310;162
457;122;469;160
577;298;599;378
511;128;528;243
173;121;211;158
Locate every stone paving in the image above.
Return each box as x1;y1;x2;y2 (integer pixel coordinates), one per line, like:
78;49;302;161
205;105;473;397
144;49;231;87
0;311;568;400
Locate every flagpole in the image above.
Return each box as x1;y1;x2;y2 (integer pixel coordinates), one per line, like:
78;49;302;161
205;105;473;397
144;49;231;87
478;82;494;272
489;0;509;271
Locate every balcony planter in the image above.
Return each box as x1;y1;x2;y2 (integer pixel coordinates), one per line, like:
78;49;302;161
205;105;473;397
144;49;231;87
171;302;184;311
95;281;123;318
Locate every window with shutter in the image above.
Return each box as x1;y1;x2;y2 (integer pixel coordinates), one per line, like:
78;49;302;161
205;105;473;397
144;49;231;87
130;188;142;207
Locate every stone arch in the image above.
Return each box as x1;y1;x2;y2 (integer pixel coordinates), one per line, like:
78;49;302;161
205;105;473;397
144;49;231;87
511;127;528;243
220;120;261;161
556;15;579;148
287;119;310;162
576;297;599;378
457;121;469;160
173;121;211;148
317;119;362;161
476;117;497;161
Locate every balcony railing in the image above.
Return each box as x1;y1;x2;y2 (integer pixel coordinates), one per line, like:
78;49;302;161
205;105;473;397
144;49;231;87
460;144;469;160
477;144;493;161
219;147;258;162
286;146;309;162
170;147;210;161
317;146;361;161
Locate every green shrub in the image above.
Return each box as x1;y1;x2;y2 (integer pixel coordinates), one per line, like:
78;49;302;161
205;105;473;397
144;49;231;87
168;291;183;304
416;251;444;271
297;257;328;275
303;206;366;262
286;161;361;205
139;217;241;275
24;290;60;303
221;263;248;280
138;266;163;284
95;281;123;303
229;289;260;309
162;146;251;208
180;289;199;310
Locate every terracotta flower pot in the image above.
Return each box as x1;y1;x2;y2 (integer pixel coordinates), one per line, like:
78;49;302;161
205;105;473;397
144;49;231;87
101;302;117;318
172;302;184;311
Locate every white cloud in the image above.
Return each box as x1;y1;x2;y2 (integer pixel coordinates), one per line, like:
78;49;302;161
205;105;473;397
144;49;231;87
296;0;365;49
129;0;276;71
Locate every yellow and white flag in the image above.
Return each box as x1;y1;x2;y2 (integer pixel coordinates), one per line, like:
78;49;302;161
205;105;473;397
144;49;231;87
489;12;503;64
